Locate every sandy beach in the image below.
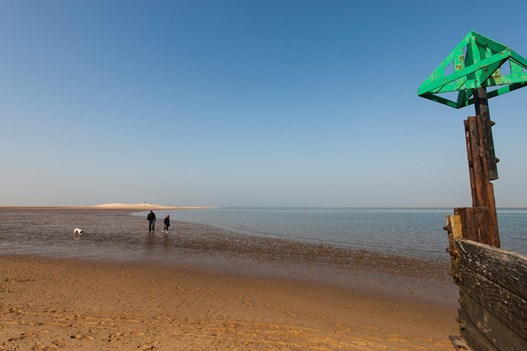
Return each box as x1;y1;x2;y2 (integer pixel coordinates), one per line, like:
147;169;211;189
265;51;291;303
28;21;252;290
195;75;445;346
0;207;459;350
0;256;457;351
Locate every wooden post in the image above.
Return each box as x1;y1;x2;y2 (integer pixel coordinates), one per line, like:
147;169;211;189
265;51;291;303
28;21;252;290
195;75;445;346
473;87;499;180
462;87;500;247
444;212;463;279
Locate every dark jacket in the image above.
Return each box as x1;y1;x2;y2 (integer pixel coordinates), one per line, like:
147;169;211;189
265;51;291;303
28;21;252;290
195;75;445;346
147;211;156;222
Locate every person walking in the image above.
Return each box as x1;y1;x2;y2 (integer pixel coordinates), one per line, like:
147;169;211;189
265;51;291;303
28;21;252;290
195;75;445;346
147;210;156;232
163;215;171;233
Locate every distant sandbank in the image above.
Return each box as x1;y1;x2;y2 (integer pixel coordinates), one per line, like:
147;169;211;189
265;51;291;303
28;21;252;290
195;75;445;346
0;203;212;211
93;202;212;210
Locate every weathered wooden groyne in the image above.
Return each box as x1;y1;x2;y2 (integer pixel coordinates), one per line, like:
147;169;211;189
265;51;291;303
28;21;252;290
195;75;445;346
418;31;527;350
446;211;527;350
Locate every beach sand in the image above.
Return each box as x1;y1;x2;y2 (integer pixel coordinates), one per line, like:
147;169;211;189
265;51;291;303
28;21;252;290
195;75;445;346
0;255;457;351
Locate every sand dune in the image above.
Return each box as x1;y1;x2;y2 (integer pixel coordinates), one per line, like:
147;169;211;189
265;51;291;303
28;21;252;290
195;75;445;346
94;203;208;210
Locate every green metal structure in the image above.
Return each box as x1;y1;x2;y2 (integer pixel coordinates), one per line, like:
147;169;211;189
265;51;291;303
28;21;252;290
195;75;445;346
418;31;527;108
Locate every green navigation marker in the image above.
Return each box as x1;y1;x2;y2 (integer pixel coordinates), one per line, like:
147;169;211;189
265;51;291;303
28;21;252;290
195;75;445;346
418;31;527;108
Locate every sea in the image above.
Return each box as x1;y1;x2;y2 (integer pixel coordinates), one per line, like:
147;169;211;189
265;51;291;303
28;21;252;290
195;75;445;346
151;207;527;258
1;207;526;263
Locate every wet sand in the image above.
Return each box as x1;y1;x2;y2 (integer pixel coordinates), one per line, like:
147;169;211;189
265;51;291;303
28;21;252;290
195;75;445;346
0;207;459;350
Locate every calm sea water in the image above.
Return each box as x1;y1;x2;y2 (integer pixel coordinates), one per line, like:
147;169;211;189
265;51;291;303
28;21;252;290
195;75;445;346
0;208;526;264
149;207;527;259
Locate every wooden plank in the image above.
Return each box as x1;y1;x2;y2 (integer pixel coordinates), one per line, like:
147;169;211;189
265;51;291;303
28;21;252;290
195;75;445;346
460;317;499;351
473;203;494;246
464;118;476;206
455;207;477;241
457;265;527;339
465;117;486;207
464;116;500;246
456;239;527;299
473;116;500;246
459;290;527;351
473;87;499;180
454;207;489;243
446;214;463;277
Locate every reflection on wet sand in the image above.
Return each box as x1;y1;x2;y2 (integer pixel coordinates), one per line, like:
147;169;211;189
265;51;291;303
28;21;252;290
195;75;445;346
0;208;456;305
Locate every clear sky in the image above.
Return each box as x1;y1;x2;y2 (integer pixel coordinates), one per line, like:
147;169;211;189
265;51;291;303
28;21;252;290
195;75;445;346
1;0;526;207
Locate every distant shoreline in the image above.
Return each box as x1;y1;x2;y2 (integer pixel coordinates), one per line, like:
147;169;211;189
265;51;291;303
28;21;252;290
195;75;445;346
0;204;213;211
0;205;525;211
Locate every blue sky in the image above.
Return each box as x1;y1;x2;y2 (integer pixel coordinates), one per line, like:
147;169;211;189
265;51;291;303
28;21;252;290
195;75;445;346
1;0;526;207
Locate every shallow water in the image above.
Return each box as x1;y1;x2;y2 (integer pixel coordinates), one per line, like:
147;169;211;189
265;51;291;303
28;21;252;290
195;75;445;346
2;208;526;264
135;207;527;259
0;208;451;277
0;208;463;304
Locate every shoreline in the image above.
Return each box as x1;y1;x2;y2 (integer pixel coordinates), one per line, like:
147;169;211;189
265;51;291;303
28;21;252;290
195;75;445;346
0;207;458;305
0;254;458;350
0;207;460;349
0;205;212;211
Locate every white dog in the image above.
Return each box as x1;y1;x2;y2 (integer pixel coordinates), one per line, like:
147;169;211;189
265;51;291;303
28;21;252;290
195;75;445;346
73;228;84;236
